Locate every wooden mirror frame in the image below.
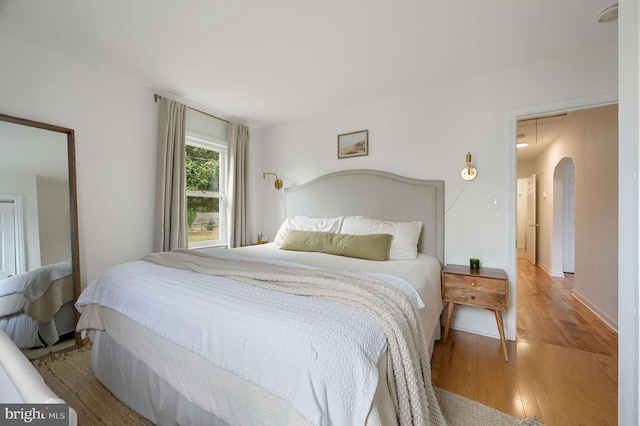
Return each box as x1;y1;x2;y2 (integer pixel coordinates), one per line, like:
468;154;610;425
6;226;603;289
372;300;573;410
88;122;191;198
0;113;82;348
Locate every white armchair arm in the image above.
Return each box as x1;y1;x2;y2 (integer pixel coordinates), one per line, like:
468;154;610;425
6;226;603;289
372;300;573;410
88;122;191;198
0;330;77;425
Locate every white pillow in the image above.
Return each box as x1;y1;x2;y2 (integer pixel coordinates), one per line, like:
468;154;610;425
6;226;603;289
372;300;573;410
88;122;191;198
340;216;423;260
273;216;343;245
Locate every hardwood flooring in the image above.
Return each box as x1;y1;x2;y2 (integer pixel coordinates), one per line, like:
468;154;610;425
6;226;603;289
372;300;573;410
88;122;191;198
431;259;618;426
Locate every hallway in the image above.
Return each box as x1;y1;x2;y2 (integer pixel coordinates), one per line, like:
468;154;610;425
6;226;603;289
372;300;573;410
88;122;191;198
516;259;617;356
431;259;618;425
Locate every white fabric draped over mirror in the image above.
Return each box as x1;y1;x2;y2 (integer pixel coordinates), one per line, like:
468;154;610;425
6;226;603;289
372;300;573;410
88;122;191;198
154;97;249;251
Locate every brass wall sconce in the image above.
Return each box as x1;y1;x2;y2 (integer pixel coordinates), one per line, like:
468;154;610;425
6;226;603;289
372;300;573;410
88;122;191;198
461;151;478;181
262;172;283;189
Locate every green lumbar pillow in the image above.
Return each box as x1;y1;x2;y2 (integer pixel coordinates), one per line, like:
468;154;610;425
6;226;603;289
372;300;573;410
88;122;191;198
280;229;393;261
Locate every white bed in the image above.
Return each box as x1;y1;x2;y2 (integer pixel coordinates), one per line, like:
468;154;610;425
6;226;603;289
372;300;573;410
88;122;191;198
0;260;75;348
76;169;446;426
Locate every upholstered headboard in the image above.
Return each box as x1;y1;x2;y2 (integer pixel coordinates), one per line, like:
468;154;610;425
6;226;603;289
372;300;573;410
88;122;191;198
285;169;444;264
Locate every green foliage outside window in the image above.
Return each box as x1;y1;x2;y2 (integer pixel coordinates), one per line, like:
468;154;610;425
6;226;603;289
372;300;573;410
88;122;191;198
186;145;220;237
186;145;220;192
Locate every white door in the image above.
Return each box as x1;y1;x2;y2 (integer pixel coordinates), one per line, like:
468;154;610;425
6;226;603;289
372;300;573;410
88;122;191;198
516;178;528;257
563;164;576;273
526;174;537;265
0;201;17;279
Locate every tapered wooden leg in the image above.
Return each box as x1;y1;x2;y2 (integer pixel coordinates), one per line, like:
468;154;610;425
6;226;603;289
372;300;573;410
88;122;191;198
442;302;455;344
494;310;509;362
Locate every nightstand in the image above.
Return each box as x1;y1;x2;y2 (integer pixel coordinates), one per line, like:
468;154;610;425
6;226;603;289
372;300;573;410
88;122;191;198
441;264;509;361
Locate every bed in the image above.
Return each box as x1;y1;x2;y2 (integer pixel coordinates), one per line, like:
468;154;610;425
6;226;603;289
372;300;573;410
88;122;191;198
76;169;446;426
0;260;75;348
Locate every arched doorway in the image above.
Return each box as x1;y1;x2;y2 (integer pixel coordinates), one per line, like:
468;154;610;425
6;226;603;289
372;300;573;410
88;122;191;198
551;157;575;276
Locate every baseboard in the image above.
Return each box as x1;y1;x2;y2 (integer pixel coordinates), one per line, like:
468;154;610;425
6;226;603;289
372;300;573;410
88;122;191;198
571;289;618;332
441;306;503;340
537;261;565;278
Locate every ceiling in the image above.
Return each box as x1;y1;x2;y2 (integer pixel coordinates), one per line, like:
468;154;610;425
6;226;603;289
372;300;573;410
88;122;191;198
516;114;570;161
0;0;618;127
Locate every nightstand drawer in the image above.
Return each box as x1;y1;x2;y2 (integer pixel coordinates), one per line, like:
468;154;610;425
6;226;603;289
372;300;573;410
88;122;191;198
442;285;506;310
443;273;506;294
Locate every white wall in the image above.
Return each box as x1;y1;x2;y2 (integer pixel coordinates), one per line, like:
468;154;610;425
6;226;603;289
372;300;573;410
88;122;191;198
617;0;640;423
254;43;618;340
0;33;158;286
36;177;72;266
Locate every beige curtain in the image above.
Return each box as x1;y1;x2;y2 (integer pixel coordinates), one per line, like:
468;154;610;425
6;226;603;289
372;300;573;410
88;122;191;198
227;122;249;248
154;98;187;252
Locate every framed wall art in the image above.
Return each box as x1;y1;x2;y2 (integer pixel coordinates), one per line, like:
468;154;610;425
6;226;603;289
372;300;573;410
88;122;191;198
337;129;368;159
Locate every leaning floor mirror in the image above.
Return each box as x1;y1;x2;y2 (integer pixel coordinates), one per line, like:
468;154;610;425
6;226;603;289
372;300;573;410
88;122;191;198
0;113;81;358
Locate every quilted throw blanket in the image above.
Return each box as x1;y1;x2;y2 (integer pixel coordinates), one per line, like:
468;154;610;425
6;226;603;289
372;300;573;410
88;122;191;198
141;249;446;426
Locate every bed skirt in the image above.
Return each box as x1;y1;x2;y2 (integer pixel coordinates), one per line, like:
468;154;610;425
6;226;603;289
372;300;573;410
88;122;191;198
85;304;442;426
92;330;231;425
88;318;413;426
0;301;75;348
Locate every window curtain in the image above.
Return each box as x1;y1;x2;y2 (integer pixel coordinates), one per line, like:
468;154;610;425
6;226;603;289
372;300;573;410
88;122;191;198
227;122;249;248
154;97;187;252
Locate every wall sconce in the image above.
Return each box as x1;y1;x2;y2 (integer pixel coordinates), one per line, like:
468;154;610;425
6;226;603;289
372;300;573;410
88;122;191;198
262;172;283;189
461;152;478;181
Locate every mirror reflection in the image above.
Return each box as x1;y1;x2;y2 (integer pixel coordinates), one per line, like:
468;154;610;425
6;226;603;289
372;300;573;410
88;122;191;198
0;115;80;358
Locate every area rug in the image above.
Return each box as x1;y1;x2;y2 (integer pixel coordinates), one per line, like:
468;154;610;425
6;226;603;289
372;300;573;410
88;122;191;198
33;347;543;425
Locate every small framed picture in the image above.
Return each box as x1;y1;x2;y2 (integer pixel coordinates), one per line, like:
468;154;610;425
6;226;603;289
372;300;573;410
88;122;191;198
337;130;368;159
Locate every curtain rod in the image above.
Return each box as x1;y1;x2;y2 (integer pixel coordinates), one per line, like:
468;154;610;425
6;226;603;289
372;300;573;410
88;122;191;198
154;94;230;124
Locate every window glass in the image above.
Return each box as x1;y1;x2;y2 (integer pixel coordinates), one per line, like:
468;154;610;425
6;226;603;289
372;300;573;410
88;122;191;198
185;135;226;248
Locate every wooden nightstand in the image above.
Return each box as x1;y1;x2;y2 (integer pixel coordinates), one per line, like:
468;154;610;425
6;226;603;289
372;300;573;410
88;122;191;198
441;264;509;361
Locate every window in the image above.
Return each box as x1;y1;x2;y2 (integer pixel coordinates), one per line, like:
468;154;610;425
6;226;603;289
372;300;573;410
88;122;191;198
186;132;227;248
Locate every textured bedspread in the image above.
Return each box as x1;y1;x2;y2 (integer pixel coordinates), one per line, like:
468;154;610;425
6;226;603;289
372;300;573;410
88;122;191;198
77;250;445;425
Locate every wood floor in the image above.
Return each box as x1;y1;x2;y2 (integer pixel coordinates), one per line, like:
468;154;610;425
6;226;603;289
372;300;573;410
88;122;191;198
431;258;618;426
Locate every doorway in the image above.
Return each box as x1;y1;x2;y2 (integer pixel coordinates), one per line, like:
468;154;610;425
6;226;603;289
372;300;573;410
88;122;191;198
552;158;576;274
515;174;538;264
515;103;618;337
